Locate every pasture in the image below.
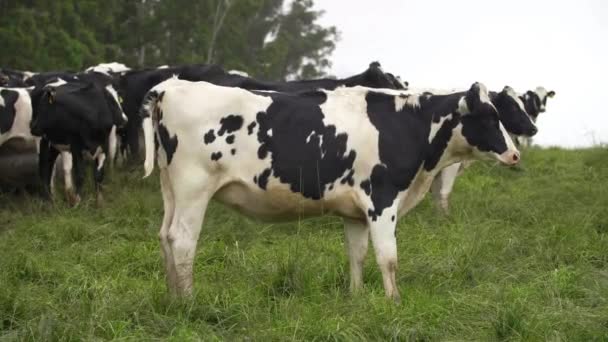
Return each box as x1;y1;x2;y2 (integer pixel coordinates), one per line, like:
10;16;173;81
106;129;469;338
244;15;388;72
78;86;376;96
1;147;607;340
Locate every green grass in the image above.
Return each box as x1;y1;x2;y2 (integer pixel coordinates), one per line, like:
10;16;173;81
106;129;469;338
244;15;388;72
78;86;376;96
1;147;607;341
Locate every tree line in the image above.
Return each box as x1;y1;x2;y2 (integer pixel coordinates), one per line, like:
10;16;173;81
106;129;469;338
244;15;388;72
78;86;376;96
0;0;338;79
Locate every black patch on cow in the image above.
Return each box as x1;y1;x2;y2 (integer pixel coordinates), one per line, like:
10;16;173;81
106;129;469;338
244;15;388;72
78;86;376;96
363;91;431;220
360;180;371;195
231;148;236;155
254;91;356;199
218;115;243;136
328;183;334;191
391;215;395;222
253;175;258;184
226;134;235;144
257;168;272;190
204;129;216;144
424;116;459;171
211;152;222;161
0;89;19;134
340;169;355;186
158;123;178;164
247;121;257;135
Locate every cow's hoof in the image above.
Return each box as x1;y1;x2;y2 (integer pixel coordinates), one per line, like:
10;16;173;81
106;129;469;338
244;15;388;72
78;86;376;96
96;193;104;207
67;192;81;207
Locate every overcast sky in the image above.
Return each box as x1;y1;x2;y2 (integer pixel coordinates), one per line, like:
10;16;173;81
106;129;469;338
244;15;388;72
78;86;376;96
314;0;607;147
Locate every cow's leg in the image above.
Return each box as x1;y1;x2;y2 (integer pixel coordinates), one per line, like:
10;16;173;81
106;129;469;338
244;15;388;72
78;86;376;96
126;120;141;162
431;163;460;214
167;194;210;297
108;125;117;170
344;219;369;293
70;144;85;207
158;168;177;295
60;151;79;205
369;209;400;302
38;138;59;200
93;148;106;207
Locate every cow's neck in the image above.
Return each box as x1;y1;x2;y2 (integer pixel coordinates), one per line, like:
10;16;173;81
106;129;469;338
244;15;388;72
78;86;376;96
398;94;469;216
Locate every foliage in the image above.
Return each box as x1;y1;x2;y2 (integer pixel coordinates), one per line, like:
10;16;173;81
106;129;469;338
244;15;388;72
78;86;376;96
1;147;607;340
0;0;338;79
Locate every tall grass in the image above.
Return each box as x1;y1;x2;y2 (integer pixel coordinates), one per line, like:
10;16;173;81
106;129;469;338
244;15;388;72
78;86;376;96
1;147;607;340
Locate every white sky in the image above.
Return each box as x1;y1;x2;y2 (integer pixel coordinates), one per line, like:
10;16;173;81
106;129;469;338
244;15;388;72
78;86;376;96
314;0;608;147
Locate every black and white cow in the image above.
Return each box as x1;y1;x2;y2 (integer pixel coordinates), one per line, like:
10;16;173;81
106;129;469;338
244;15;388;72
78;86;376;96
516;86;555;147
30;78;127;205
140;79;519;300
429;86;538;213
0;87;34;146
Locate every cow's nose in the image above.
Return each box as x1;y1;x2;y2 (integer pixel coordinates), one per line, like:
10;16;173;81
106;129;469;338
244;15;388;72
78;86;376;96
530;127;538;136
511;151;520;163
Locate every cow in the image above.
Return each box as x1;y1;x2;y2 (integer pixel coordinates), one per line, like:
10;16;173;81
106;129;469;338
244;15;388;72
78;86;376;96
139;79;519;300
118;62;405;161
516;86;555;147
0;87;35;146
429;86;538;213
30;78;127;206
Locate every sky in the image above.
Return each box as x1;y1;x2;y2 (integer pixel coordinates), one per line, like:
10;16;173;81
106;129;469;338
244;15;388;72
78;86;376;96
313;0;608;147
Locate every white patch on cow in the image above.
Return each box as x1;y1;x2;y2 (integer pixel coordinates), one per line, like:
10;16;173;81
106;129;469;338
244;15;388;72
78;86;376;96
228;70;249;77
505;87;527;113
86;62;131;74
61;151;74;194
267;129;273;137
105;85;128;122
429;114;452;143
157;65;169;69
394;93;420;112
46;78;67;88
477;83;491;104
97;152;106;171
305;131;316;143
108;125;118;166
0;88;34;145
457;97;470;115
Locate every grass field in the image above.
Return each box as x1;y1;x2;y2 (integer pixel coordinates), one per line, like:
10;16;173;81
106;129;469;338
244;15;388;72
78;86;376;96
1;147;607;341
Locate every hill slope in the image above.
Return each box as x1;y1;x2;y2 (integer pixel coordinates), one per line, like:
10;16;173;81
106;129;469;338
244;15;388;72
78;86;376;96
1;148;607;340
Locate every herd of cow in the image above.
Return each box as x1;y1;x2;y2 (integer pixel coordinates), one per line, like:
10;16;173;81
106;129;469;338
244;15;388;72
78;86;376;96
0;61;554;301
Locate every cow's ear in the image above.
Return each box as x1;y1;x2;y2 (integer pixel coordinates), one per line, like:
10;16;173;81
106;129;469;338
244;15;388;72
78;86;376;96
547;90;556;98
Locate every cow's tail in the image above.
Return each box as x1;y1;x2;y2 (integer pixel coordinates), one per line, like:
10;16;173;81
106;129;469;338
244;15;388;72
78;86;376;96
140;90;162;179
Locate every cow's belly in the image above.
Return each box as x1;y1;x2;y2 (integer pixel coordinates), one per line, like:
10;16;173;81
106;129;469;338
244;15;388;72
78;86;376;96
213;181;366;222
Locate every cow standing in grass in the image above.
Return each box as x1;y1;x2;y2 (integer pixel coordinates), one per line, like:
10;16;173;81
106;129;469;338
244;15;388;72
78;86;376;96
141;79;519;300
427;86;538;214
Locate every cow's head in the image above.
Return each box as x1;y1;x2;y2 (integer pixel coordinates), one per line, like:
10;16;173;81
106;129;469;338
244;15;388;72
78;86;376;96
491;86;537;137
457;82;520;165
521;86;555;120
362;62;402;89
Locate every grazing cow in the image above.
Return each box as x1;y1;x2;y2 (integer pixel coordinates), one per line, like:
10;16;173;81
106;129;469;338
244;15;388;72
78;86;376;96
429;86;537;213
0;87;34;146
118;62;403;161
30;78;127;205
516;86;555;147
140;79;519;300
